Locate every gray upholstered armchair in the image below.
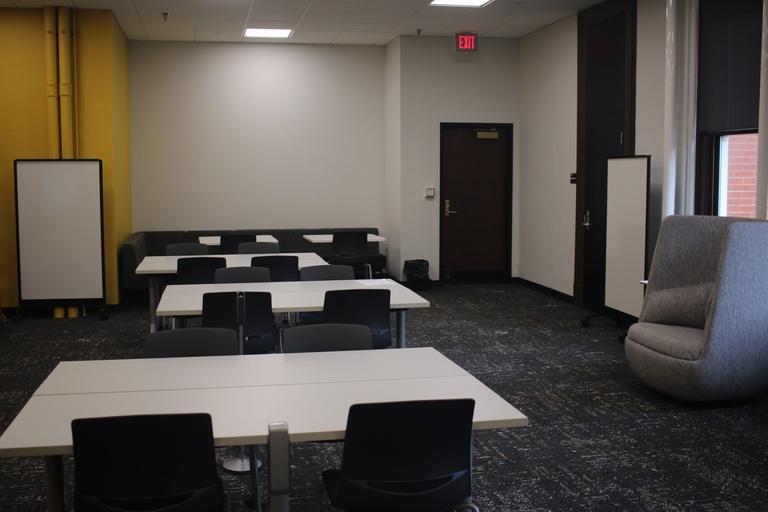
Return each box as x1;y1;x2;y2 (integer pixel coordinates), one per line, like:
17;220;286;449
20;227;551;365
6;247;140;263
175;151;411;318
625;215;768;402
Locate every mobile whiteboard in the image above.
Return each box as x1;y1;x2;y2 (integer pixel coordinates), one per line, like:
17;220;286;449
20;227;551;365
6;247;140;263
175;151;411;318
15;160;105;306
604;156;650;318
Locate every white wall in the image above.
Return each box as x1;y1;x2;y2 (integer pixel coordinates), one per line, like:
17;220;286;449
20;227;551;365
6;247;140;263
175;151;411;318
635;0;667;260
512;0;668;296
129;42;386;230
396;36;519;280
130;37;519;281
127;3;669;294
516;16;579;296
384;38;403;279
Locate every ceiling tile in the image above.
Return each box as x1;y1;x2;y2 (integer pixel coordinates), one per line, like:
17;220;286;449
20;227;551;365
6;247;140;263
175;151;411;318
3;0;606;44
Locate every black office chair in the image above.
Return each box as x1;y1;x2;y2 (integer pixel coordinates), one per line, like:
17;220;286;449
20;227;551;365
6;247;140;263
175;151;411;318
202;291;276;354
219;234;256;254
239;241;281;254
329;231;372;279
298;265;355;324
171;257;228;328
282;323;372;353
322;399;478;512
214;266;271;283
251;255;299;282
166;243;209;256
322;289;392;349
299;264;354;281
176;257;227;284
144;327;239;358
72;413;230;512
162;244;212;292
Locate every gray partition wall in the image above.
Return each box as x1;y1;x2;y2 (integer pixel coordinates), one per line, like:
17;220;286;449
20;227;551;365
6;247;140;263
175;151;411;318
14;159;106;313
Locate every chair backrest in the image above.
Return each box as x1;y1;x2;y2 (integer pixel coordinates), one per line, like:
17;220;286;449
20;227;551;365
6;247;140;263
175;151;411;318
330;231;369;268
219;234;256;254
707;221;768;354
322;289;391;349
330;232;372;278
300;264;354;281
176;257;227;284
72;413;227;512
215;266;271;283
639;215;758;327
166;242;209;256
202;291;275;354
282;323;372;353
251;255;299;282
331;231;367;257
239;241;281;254
337;399;475;512
144;327;239;358
645;215;748;294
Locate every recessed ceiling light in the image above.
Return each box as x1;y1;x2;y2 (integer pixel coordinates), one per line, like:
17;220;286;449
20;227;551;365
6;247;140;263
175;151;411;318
244;28;292;38
430;0;495;7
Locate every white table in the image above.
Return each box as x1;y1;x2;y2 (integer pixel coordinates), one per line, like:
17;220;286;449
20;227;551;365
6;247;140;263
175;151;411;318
0;348;528;512
136;252;326;276
156;279;429;347
136;252;328;331
199;234;278;246
303;233;386;243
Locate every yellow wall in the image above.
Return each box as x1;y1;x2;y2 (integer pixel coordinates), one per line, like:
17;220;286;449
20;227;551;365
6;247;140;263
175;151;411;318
0;9;49;308
0;8;131;308
75;10;132;305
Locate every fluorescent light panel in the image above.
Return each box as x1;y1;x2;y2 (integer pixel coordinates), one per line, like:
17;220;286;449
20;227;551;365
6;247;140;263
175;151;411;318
430;0;494;6
245;28;292;38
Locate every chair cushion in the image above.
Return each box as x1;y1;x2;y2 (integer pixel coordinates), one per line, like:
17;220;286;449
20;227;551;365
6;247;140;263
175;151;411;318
626;322;707;361
641;282;714;328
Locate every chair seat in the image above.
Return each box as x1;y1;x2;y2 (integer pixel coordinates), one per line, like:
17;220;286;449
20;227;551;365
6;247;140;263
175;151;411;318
626;322;706;361
78;484;224;511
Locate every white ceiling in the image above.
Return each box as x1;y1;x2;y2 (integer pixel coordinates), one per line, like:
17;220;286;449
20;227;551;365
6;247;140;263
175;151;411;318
0;0;603;45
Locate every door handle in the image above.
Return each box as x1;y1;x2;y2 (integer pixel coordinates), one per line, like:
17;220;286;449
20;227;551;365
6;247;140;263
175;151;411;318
582;210;591;230
444;199;457;217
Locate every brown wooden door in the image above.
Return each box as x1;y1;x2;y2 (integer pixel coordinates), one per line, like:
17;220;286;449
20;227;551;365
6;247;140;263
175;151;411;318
440;123;512;283
575;0;636;311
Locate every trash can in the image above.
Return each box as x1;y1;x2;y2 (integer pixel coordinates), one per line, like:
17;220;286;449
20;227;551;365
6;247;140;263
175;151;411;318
403;259;432;291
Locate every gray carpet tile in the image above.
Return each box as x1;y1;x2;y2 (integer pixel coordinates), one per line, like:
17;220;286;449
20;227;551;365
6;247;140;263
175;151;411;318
0;283;767;511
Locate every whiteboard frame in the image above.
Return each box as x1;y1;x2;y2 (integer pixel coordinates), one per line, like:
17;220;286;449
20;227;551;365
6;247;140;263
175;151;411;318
604;156;650;319
14;159;106;308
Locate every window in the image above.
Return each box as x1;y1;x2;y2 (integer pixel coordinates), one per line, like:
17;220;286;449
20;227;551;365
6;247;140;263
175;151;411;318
694;0;762;217
717;132;760;217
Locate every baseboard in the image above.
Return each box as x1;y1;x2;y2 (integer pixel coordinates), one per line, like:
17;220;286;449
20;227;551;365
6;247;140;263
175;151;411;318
511;278;574;303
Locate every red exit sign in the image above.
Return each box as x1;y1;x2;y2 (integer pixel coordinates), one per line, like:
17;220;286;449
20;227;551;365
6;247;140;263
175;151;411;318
455;33;478;52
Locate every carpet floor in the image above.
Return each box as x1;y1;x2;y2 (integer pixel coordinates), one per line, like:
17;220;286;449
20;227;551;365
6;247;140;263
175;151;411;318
0;283;766;511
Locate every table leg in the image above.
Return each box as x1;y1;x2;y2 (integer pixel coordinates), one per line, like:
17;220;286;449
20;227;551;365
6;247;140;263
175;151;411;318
245;445;262;512
395;310;408;348
148;276;159;332
44;455;65;512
